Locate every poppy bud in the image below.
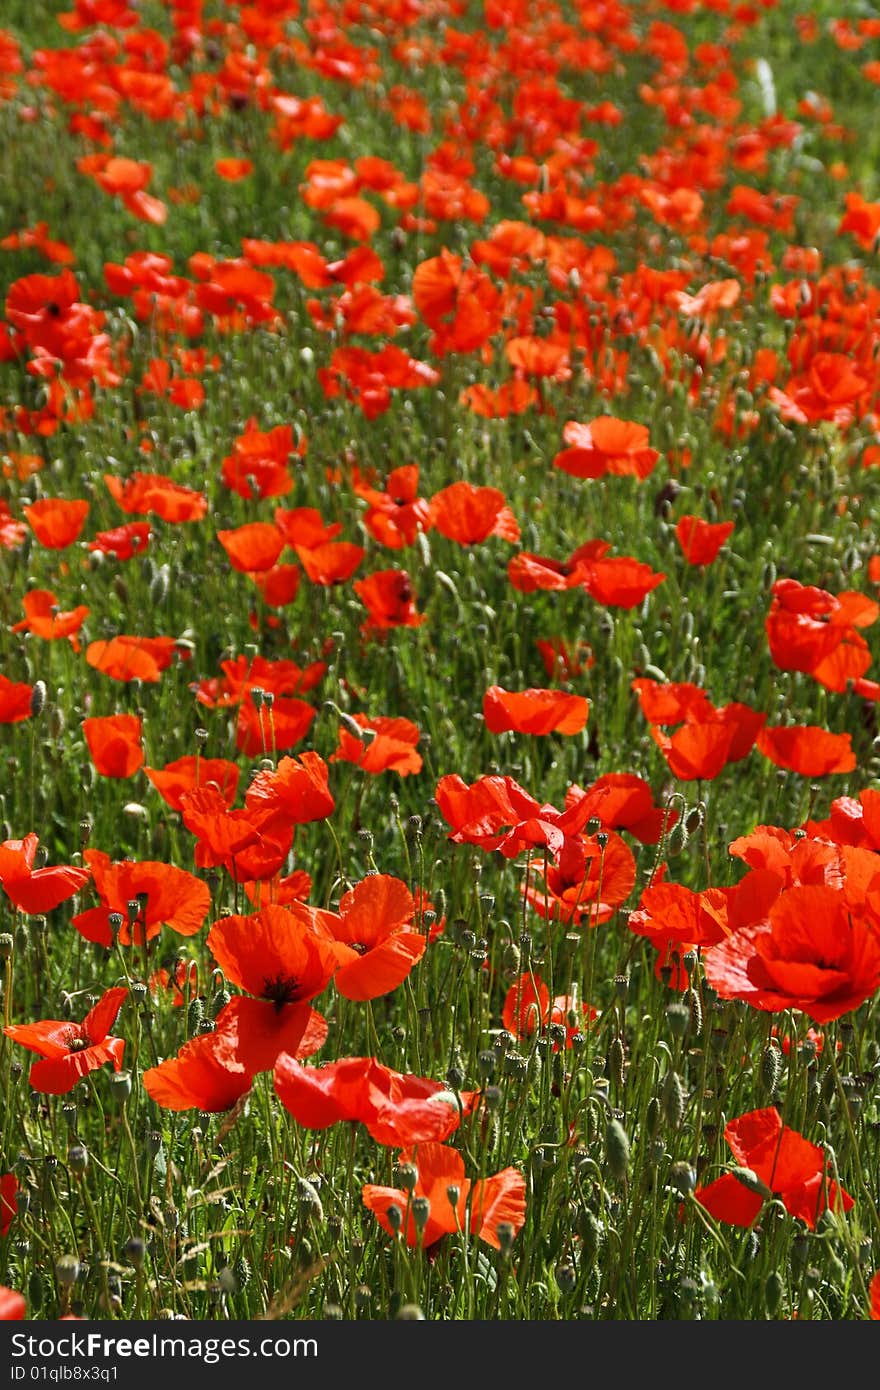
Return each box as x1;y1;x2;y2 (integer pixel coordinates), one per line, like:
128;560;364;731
555;1263;577;1295
731;1166;772;1199
666;1001;690;1038
605;1118;630;1183
445;1184;461;1212
760;1042;782;1094
607;1036;625;1089
30;681;46;717
685;987;702;1036
661;1071;685;1130
764;1270;784;1317
0;933;13;960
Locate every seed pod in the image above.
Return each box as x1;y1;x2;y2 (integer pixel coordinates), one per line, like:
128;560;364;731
605;1118;630;1183
765;1271;784;1317
607;1036;626;1089
684;987;702;1036
761;1042;782;1094
661;1070;686;1130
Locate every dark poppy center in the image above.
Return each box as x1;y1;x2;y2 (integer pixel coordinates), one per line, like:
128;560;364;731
351;942;368;956
262;973;300;1009
47;301;61;317
67;1036;91;1052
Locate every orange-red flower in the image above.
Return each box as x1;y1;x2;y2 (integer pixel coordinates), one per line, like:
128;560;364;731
72;850;211;947
331;713;422;776
274;1055;467;1145
86;634;180;684
363;1142;526;1250
5;986;127;1094
694;1107;853;1230
429;483;520;545
354;569;425;632
483;686;589;736
206;904;337;1072
24;498;89;548
675;515;734;566
310;874;426;1001
82;714;144;778
12;589;89;650
143;1028;251;1113
145;755;240;812
502;974;596;1047
0;833;89;914
704;884;880;1022
104;472;208;523
756;725;856;776
553;417;660;480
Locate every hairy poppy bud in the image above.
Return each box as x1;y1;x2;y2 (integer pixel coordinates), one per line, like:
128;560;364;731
30;681;46;717
605;1118;630;1182
761;1042;782;1094
661;1071;685;1130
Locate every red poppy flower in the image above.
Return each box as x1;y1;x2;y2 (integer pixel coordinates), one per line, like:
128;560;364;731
632;678;714;725
215;158;253;181
354;569;425;632
502;974;596;1047
756;725;856;776
353;464;430;550
104;472;208;523
0;674;35;723
483;686;589;736
460;380;538;417
250;564;302;607
765;578;877;693
243;870;313;909
82;714;144;778
206;905;337;1071
564;774;677;845
0;833;89;914
144;755;239;812
523;831;636;926
4;986;127;1094
1;1174;17;1238
363;1142;526;1251
180;786;293;882
0;1288;25;1320
331;714;422;776
429;483;520;545
88;521;151;561
218;522;285;572
694;1107;853;1230
274;1055;468;1145
0;502;27;551
870;1270;880;1320
235;692;316;757
143;1029;251;1112
675;515;734;566
244;751;335;825
314;874;426;1001
553;417;660;480
24;498;89;548
584;556;666;609
208;904;337;1005
86;634;179;683
436;773;592;861
296;540;365;586
12;589;90;650
704;884;880;1023
72;850;211;947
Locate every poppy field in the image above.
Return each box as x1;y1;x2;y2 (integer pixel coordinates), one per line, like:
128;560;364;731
3;0;880;1325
